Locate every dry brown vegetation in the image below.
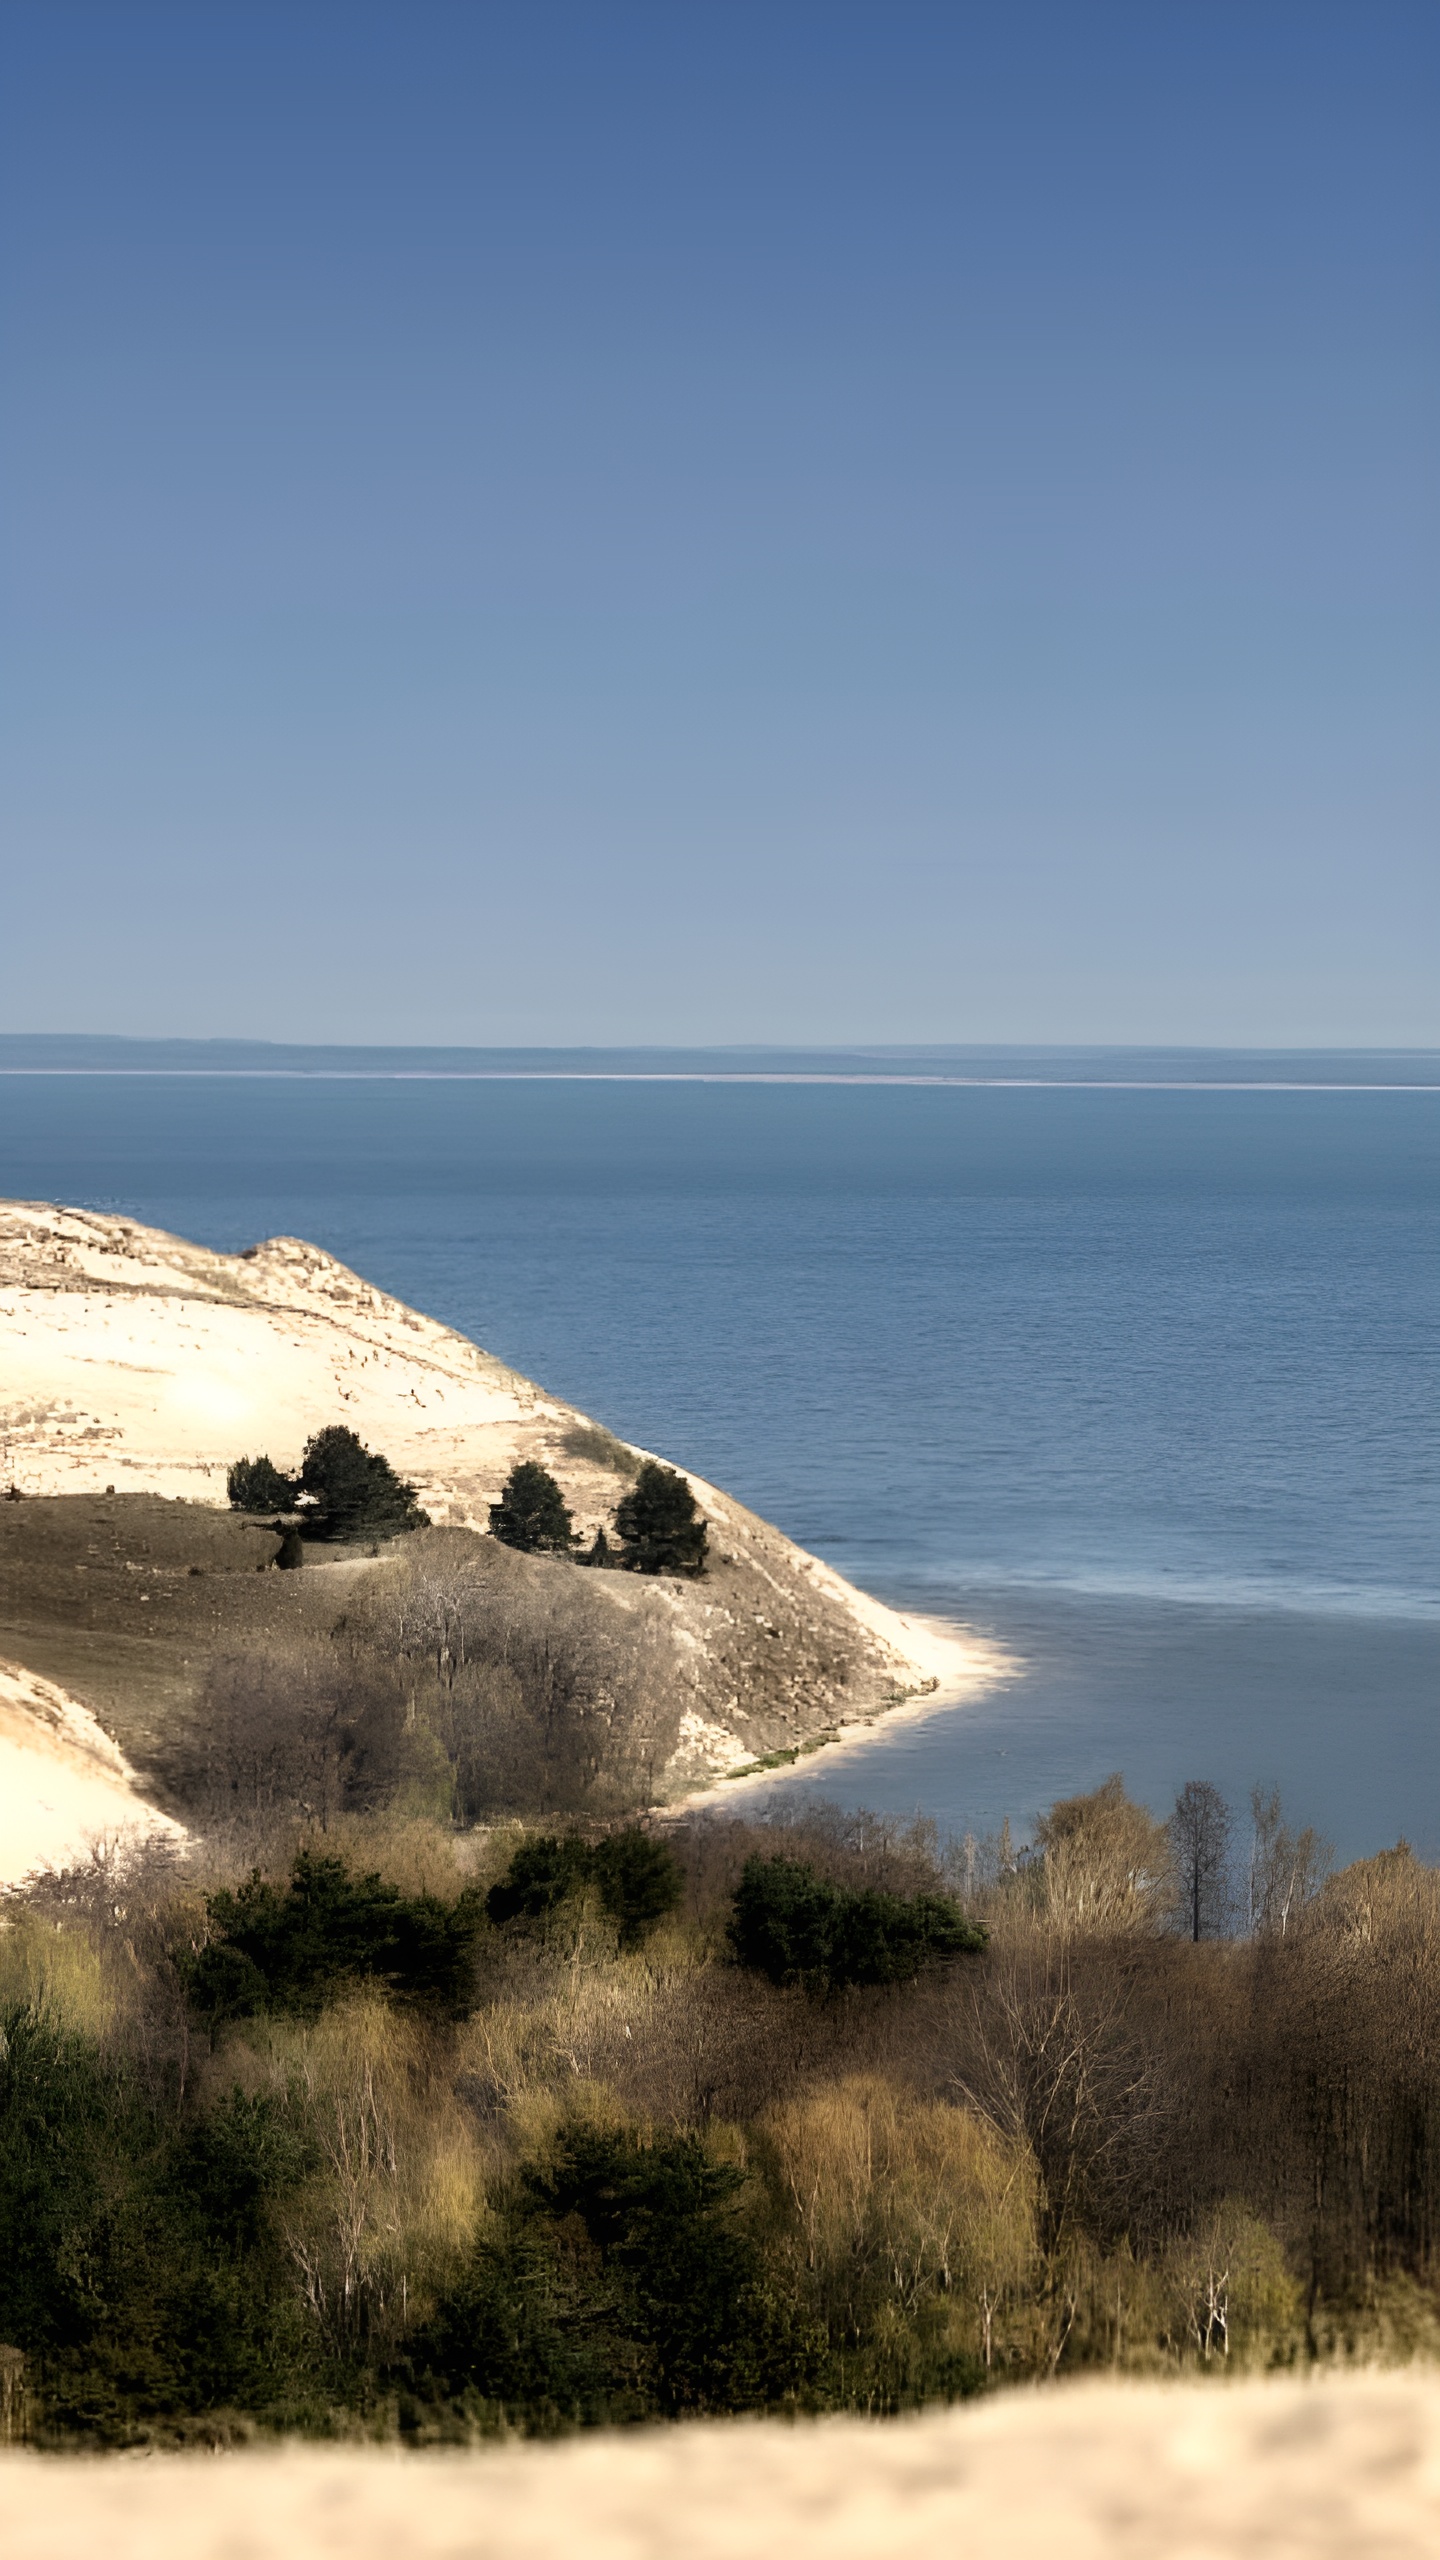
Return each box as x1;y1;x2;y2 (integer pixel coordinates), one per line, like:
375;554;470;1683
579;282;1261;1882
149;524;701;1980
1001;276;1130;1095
4;1772;1440;2445
0;1498;933;1824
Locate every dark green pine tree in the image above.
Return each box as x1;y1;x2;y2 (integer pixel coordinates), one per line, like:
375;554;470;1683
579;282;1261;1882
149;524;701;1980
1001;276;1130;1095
298;1425;429;1540
489;1459;576;1555
226;1454;299;1511
613;1460;708;1576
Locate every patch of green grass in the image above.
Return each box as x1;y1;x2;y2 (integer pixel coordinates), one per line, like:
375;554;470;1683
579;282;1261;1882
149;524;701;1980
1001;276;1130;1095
722;1735;838;1780
559;1424;640;1477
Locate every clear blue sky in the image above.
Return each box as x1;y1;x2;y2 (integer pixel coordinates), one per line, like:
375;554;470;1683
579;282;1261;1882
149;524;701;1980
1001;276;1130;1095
2;1;1435;1046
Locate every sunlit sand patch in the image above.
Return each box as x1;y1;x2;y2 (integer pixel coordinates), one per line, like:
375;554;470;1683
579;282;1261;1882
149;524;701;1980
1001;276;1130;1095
0;1660;184;1887
1;2374;1437;2558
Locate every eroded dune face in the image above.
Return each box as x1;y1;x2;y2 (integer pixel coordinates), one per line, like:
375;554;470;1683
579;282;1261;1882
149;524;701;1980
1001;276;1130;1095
0;1202;1007;1826
0;1659;183;1887
2;2375;1438;2558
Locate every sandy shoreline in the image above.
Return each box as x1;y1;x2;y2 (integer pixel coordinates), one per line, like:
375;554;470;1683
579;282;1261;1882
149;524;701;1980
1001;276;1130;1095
668;1609;1019;1815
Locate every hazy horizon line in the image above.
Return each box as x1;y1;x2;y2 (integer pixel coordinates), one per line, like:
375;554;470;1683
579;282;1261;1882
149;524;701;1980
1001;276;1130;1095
2;1031;1438;1092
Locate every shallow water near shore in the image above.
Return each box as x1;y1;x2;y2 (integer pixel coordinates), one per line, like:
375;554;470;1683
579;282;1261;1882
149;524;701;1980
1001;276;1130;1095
1;1053;1435;1862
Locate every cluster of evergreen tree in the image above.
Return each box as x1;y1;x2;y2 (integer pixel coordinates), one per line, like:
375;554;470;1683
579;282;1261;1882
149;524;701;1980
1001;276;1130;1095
485;1831;683;1947
229;1431;705;1573
0;2009;317;2438
227;1427;429;1543
409;2119;812;2424
488;1456;707;1576
185;1853;487;2024
728;1854;988;1991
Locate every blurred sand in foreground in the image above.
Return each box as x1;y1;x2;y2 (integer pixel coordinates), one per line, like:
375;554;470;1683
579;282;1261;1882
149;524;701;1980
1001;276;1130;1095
6;2374;1440;2560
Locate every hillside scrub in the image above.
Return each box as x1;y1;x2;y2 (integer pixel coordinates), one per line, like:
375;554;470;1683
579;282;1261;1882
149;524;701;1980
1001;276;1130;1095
559;1423;640;1477
171;1540;681;1839
0;1500;933;1835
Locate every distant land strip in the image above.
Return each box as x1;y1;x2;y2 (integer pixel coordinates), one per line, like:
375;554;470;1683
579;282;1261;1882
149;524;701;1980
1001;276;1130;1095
4;1070;1440;1091
2;1038;1438;1088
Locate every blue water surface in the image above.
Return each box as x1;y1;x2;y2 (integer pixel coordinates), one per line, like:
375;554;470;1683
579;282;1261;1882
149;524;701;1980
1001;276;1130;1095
1;1063;1435;1860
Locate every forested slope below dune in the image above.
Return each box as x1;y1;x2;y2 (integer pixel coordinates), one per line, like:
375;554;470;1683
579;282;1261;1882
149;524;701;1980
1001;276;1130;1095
0;1203;1005;1808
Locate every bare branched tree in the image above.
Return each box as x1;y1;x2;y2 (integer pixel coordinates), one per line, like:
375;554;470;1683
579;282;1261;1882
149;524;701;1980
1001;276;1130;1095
1168;1780;1233;1942
389;1554;680;1816
1247;1785;1331;1936
950;1937;1177;2251
189;1642;405;1832
1035;1775;1175;1935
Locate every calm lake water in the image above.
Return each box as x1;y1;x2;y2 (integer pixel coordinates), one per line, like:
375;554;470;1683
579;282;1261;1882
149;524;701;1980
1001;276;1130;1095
1;1054;1436;1862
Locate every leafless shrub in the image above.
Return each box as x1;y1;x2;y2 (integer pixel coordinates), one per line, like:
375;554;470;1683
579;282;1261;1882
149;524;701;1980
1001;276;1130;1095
1035;1775;1175;1937
1246;1786;1331;1936
948;1933;1179;2250
14;1829;190;1940
9;1832;207;2090
184;1640;407;1833
337;1533;681;1818
939;1819;1039;1918
670;1804;953;1928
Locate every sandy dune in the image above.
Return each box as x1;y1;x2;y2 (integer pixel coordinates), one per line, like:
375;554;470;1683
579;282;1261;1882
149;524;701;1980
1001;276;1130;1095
0;1658;183;1885
0;1203;549;1515
4;2374;1438;2557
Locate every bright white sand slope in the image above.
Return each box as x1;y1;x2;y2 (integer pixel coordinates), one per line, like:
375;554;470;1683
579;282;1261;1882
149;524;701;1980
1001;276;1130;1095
3;2374;1437;2557
0;1658;183;1885
0;1202;549;1514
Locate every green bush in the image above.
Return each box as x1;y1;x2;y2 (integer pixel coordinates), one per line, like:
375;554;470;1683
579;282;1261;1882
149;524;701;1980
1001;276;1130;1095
187;1852;485;2023
489;1461;576;1555
484;1834;594;1928
560;1424;640;1477
591;1832;684;1946
0;2009;316;2440
299;1425;429;1540
486;1830;682;1946
172;2089;314;2253
226;1455;299;1511
613;1462;708;1577
418;2120;807;2422
0;2007;115;2359
729;1855;987;1992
